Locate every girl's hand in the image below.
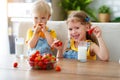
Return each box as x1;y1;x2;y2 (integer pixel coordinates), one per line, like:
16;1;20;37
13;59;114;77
92;26;102;38
51;39;63;50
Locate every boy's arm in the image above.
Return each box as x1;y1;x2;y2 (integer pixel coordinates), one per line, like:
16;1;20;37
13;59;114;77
26;29;39;48
44;29;56;46
28;32;39;48
57;40;68;58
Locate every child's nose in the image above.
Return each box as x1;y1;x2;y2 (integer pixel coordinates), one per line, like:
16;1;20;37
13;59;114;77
37;19;42;23
72;30;76;34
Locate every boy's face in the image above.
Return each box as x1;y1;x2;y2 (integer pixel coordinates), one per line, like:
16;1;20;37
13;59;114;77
68;21;88;42
32;13;50;26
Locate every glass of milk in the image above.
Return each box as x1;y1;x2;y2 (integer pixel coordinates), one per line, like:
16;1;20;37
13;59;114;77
15;37;24;59
78;41;87;62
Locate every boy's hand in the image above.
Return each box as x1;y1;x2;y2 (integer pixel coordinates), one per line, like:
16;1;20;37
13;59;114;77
34;24;42;34
34;23;46;34
51;39;63;50
38;23;47;33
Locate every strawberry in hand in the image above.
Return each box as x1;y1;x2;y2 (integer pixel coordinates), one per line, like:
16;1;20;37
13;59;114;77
55;41;62;47
51;40;63;49
38;23;43;29
88;28;94;35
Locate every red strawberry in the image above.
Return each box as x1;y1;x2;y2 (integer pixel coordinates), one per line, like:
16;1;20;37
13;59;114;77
55;66;61;71
58;41;62;46
35;50;40;56
30;54;36;59
38;23;43;26
88;28;94;35
29;56;34;61
13;62;18;68
38;23;43;29
34;57;39;63
55;41;62;47
38;61;43;67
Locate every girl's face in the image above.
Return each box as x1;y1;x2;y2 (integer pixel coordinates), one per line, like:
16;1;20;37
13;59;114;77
32;13;50;26
68;21;88;42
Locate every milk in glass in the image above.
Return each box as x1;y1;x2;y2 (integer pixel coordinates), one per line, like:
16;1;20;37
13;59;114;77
78;41;87;62
15;37;24;59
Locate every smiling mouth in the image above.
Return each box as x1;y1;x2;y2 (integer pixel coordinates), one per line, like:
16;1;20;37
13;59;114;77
72;34;80;39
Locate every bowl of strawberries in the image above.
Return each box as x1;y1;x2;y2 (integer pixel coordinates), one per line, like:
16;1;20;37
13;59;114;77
28;50;56;70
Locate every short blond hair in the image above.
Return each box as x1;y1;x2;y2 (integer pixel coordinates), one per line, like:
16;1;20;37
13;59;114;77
32;0;51;16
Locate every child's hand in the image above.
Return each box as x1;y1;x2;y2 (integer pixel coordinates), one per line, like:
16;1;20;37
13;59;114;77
38;23;47;33
34;23;46;34
51;39;63;50
92;26;102;38
34;24;42;34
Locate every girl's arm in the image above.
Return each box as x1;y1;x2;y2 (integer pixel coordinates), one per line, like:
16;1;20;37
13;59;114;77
91;27;109;61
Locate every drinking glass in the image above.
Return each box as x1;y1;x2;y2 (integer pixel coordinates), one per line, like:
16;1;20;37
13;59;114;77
15;37;24;59
78;41;87;62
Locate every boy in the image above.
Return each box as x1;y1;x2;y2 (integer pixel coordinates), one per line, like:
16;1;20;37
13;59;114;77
26;0;56;55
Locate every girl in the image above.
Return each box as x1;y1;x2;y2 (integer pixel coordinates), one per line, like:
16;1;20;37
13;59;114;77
53;11;109;61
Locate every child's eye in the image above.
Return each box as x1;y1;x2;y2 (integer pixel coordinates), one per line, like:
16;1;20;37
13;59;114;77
69;28;72;31
41;17;46;20
34;17;38;19
76;27;79;29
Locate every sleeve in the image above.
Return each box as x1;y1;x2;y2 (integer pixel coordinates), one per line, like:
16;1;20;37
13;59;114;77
87;41;96;60
50;30;57;39
26;28;33;43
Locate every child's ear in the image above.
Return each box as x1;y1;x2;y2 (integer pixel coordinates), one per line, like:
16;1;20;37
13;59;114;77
86;24;91;31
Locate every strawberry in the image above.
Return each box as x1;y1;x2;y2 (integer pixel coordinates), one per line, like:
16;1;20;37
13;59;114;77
34;57;40;63
38;23;43;29
29;56;34;61
13;62;18;68
38;61;43;67
35;50;40;56
55;66;61;71
28;51;57;70
43;58;50;64
30;54;36;59
38;23;43;26
88;28;94;35
55;41;62;47
58;41;62;46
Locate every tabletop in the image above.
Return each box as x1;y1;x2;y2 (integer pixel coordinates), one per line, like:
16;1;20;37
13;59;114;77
0;54;120;80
